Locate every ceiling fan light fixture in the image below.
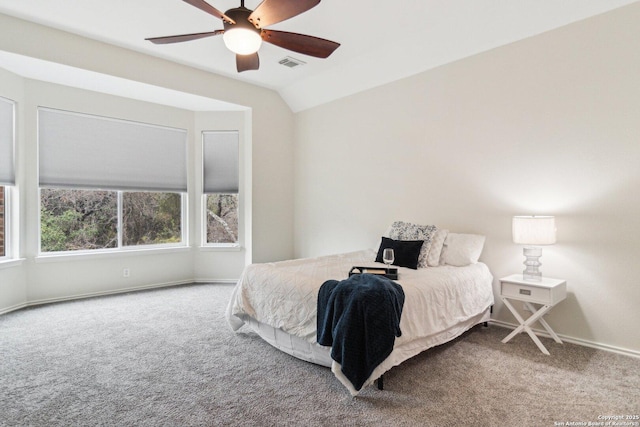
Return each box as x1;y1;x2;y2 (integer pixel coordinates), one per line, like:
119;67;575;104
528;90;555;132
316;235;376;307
146;0;340;72
223;27;263;55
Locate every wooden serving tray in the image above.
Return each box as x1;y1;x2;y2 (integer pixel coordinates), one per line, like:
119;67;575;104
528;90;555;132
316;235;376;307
348;266;398;280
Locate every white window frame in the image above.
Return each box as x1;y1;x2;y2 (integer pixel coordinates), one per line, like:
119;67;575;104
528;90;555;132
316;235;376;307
201;193;240;249
38;188;188;257
119;190;189;250
36;107;189;258
0;185;24;268
201;130;241;249
0;95;16;264
0;185;11;261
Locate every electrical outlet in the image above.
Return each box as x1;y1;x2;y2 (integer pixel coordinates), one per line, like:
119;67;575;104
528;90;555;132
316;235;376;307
123;268;130;278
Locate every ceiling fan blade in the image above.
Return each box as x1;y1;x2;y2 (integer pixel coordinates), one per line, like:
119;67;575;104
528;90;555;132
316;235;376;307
236;53;260;72
146;30;224;44
182;0;235;23
248;0;320;28
261;30;339;58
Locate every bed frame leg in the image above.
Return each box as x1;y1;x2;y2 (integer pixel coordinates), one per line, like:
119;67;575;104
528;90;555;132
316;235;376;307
483;305;493;327
377;374;384;390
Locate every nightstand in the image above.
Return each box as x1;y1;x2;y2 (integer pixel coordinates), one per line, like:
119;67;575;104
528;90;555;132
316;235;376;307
499;274;567;355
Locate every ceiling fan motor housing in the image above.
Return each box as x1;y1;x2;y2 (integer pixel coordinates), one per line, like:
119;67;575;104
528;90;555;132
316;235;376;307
223;7;261;37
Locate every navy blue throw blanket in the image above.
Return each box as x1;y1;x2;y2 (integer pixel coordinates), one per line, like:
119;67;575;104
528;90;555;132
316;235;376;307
317;274;405;392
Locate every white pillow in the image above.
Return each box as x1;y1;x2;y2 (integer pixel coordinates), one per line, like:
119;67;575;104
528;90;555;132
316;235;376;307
427;229;448;266
441;233;485;266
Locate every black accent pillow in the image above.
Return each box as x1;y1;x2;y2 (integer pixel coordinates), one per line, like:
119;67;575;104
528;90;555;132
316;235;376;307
375;237;424;270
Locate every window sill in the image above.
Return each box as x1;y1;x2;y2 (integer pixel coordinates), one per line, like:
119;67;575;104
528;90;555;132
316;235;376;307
0;258;26;270
35;246;191;263
199;245;243;252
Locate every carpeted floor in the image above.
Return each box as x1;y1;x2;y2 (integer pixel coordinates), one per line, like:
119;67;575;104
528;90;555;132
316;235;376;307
0;283;638;427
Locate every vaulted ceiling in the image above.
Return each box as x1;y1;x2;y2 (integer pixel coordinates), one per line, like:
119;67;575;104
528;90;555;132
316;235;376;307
0;0;637;111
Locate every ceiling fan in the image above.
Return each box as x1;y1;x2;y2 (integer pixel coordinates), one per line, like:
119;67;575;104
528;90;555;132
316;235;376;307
146;0;340;72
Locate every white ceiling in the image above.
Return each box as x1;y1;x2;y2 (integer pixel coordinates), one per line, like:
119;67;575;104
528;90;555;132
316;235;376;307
0;0;637;112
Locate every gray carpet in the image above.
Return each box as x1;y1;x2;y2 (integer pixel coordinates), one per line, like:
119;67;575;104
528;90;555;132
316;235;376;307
1;283;638;427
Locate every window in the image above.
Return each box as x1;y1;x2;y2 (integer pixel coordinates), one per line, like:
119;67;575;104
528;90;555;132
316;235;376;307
122;191;182;246
0;96;15;260
205;193;239;244
38;108;187;254
40;189;117;252
40;189;183;252
203;131;239;246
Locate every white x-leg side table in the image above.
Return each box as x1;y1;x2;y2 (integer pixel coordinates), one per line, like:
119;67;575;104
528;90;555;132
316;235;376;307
499;275;567;355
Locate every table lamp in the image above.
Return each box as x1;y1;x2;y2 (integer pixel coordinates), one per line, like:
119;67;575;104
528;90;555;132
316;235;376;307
512;216;556;281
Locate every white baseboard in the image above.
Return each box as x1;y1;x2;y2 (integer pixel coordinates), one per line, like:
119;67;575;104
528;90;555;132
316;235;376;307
490;319;640;360
0;301;29;316
0;279;234;315
193;278;237;285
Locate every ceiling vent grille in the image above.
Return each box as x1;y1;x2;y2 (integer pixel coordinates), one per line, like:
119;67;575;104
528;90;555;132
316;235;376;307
278;56;306;68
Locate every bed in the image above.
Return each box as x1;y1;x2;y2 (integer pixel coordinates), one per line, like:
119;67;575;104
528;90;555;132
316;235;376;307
225;224;494;395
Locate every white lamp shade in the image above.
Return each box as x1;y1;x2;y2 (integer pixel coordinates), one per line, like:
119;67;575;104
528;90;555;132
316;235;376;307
512;216;556;245
223;28;263;55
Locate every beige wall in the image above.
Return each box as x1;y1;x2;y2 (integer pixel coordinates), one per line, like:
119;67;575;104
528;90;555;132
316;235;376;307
294;4;640;354
1;5;639;355
0;74;249;305
0;66;26;311
0;13;295;266
192;110;251;281
0;14;295;309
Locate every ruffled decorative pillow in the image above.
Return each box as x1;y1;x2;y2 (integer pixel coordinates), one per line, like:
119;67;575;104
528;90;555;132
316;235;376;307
387;221;437;268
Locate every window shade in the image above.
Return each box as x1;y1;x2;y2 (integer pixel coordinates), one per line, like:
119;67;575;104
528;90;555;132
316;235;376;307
0;97;15;186
38;108;187;192
203;131;239;194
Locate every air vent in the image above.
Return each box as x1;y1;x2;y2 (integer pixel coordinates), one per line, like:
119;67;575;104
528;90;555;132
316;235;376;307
278;56;306;68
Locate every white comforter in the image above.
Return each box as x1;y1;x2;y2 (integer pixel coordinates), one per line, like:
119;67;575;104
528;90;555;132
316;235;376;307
225;249;494;393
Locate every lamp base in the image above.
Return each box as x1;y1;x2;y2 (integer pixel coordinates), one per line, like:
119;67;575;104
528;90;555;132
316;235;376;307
522;246;543;282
